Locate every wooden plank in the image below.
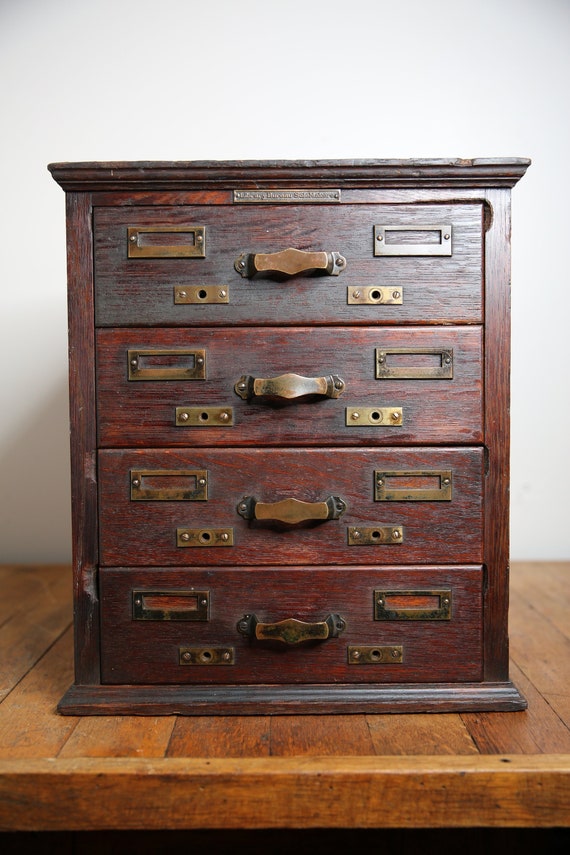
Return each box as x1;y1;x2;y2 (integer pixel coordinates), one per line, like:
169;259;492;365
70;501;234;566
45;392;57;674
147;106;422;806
367;712;478;755
509;588;570;700
0;755;568;831
59;716;175;758
0;628;78;759
269;715;375;756
512;562;570;640
462;661;570;754
167;716;271;758
0;566;72;701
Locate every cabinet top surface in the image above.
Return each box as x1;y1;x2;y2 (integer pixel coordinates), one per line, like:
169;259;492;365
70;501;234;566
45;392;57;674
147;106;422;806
48;157;531;191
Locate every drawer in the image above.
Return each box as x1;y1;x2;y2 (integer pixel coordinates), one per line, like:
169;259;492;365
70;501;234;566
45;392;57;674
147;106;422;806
99;565;484;685
98;447;484;566
96;326;483;447
94;203;483;326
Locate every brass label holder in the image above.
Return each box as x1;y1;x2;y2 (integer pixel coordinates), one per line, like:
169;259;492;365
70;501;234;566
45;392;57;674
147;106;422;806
132;590;209;621
374;590;452;621
376;348;453;380
375;470;452;502
130;469;208;502
127;225;206;258
374;224;452;256
128;349;206;381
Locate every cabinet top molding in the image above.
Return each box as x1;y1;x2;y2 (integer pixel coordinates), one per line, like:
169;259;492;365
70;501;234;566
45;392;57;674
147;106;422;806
48;158;531;192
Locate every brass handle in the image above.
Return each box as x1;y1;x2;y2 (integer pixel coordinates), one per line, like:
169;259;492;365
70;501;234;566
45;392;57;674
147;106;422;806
237;495;347;524
234;248;346;278
237;613;346;644
234;373;345;401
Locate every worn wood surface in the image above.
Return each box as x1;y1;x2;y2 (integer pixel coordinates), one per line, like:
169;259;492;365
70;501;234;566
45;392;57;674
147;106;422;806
0;562;568;833
96;325;484;447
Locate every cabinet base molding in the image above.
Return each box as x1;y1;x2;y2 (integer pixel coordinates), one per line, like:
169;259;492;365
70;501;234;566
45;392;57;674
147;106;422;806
58;681;527;716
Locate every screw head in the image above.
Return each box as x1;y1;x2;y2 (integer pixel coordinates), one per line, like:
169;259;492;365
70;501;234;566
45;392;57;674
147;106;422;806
178;290;187;299
392;529;401;539
352;649;361;659
444;233;450;240
131;478;140;487
352;529;361;539
179;412;189;422
182;651;192;662
391;411;400;421
198;478;207;486
219;411;230;422
221;532;229;542
180;532;190;542
219;289;227;298
351;411;360;421
377;234;384;241
392;290;401;299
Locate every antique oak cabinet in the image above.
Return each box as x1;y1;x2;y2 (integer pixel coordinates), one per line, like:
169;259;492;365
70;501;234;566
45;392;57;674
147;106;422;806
49;158;530;714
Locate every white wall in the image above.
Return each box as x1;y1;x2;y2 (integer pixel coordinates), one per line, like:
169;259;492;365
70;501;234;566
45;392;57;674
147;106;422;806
1;0;568;562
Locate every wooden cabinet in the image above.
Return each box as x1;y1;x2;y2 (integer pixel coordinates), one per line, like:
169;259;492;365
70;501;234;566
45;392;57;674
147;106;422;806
49;158;529;714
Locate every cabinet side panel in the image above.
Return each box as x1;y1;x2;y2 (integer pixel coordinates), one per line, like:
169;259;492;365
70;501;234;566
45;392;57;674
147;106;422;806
67;192;100;684
483;189;511;680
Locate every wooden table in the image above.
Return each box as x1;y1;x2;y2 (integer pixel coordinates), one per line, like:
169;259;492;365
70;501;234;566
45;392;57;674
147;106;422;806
0;562;568;847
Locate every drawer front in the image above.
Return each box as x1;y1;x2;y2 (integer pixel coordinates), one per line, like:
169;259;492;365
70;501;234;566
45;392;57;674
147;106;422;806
98;447;484;566
94;203;483;326
97;326;483;447
99;565;484;685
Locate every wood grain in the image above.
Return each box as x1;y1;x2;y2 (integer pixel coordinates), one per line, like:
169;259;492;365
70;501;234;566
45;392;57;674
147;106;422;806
1;755;568;831
0;565;72;702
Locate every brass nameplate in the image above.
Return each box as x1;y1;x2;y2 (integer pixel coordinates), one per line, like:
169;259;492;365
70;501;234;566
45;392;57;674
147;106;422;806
133;590;209;621
374;590;452;621
348;645;403;664
179;647;235;665
233;189;341;204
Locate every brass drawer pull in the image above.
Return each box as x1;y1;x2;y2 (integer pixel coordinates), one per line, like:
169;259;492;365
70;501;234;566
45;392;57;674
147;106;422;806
237;613;346;645
127;225;206;258
235;373;345;401
374;224;452;256
234;247;346;278
237;495;347;525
